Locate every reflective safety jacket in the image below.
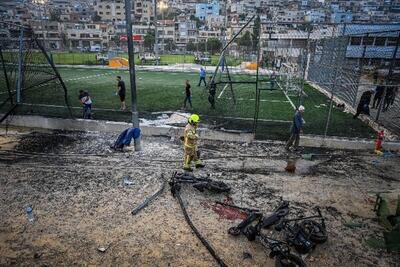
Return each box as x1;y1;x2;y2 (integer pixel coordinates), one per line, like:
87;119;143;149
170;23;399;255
184;123;198;149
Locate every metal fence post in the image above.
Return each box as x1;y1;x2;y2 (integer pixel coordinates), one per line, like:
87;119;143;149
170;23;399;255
323;27;341;138
375;31;400;121
125;0;141;151
299;24;311;107
16;28;24;104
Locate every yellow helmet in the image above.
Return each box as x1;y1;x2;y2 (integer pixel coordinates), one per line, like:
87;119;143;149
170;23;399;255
188;114;200;124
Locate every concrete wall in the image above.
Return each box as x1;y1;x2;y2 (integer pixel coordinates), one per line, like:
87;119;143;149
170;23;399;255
2;114;400;151
0;115;254;143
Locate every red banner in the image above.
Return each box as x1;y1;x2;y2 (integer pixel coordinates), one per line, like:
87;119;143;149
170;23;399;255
120;35;143;42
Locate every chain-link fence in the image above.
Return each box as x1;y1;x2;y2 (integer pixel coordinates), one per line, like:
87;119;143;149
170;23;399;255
307;24;400;139
1;21;399;141
0;22;72;124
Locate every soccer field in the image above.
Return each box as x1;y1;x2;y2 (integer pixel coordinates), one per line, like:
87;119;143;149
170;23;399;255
0;67;375;139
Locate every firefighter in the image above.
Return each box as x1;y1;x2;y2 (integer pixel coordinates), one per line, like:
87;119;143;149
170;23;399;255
183;114;205;171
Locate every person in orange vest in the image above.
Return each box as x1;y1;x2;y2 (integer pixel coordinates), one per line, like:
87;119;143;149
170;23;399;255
375;129;384;154
183;114;205;171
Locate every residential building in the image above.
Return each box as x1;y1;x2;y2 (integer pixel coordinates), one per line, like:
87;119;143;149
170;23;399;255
64;22;105;50
30;20;63;49
277;10;305;23
304;10;326;22
330;11;353;23
175;16;198;51
344;24;400;66
93;0;128;22
195;0;220;20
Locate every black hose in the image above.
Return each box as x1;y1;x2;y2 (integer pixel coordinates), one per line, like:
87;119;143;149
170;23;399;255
131;175;166;215
175;190;228;267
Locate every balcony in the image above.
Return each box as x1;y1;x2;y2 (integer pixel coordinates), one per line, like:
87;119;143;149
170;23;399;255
346;45;400;59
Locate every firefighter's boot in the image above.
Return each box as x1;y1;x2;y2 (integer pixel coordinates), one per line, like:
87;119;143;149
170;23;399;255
195;160;205;168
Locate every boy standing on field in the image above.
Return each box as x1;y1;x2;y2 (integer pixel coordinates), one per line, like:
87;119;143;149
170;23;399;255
116;76;126;110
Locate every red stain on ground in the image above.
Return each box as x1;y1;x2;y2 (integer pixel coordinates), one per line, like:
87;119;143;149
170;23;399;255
201;198;249;221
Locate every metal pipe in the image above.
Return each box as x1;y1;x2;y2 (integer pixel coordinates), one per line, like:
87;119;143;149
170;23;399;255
125;0;141;151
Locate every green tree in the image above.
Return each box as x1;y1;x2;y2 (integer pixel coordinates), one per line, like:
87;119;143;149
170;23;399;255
190;14;204;29
165;39;176;52
144;30;155;51
186;41;196;52
207;38;222;54
49;9;61;22
92;13;102;22
252;15;260;51
237;31;252;52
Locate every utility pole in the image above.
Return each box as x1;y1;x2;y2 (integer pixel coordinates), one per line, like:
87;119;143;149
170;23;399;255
153;0;159;64
124;0;141;151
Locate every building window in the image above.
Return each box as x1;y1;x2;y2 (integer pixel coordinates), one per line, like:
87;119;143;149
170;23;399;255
350;37;362;46
374;37;386;46
362;37;374;45
386;37;398;46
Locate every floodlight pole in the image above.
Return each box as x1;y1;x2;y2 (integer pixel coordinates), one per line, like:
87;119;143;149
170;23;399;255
153;0;159;64
125;0;141;151
253;14;262;133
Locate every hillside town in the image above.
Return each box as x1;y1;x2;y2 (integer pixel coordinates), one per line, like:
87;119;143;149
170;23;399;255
1;0;399;56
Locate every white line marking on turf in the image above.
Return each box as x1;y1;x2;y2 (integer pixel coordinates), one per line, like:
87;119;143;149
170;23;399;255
218;84;229;99
278;81;296;110
222;97;289;103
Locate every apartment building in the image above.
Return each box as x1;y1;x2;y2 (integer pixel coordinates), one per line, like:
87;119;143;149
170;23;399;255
30;20;63;49
198;29;221;43
345;24;400;65
277;10;305;23
93;0;154;23
175;17;198;51
304;10;326;22
94;0;128;22
64;22;105;50
195;0;220;20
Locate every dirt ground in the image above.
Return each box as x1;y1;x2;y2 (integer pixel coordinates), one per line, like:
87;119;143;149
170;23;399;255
0;126;399;267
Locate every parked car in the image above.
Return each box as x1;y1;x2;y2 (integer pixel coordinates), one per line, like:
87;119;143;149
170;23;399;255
140;53;160;64
90;45;101;52
77;46;89;52
194;52;211;64
96;53;109;64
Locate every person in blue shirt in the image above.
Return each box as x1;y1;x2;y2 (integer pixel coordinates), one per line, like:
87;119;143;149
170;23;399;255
198;67;207;86
286;105;305;150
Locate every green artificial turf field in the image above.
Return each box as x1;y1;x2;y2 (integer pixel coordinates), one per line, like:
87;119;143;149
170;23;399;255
0;67;376;140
